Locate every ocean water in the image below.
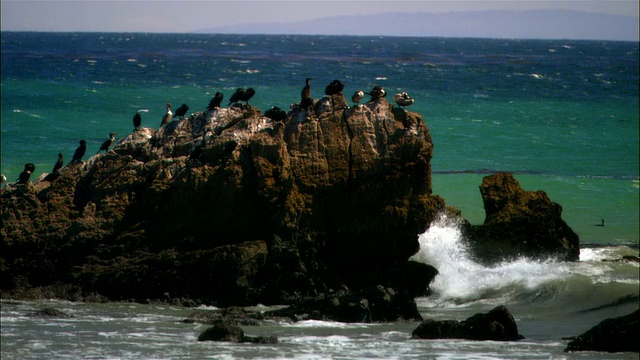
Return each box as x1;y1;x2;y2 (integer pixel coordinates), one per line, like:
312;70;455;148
1;32;639;358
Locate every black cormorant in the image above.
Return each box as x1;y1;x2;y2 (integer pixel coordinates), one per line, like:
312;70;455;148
72;140;87;163
300;78;313;109
228;88;245;106
324;79;344;95
160;103;172;127
133;112;142;131
97;133;117;153
207;92;224;111
239;88;256;105
174;103;189;119
264;106;287;121
52;152;63;173
18;169;32;184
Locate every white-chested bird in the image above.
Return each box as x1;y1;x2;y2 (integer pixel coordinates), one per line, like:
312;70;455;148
365;86;386;102
393;92;414;109
97;133;117;153
160;103;172;127
351;90;364;106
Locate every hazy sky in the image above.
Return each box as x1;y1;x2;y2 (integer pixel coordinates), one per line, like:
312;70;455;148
1;0;638;34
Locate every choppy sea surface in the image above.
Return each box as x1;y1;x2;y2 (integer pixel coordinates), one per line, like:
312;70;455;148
1;32;639;359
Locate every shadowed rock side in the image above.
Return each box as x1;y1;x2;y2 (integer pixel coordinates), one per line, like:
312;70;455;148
565;309;640;353
412;305;524;341
466;172;580;263
1;94;445;306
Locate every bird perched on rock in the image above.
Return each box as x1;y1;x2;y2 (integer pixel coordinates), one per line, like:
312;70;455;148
71;140;87;164
239;88;256;105
18;164;33;184
324;79;344;95
393;92;414;109
351;90;364;106
300;78;313;109
228;88;245;106
133;112;142;131
44;153;64;182
366;86;386;102
207;92;224;111
264;106;287;121
52;152;64;173
160;103;172;127
97;133;117;153
174;103;189;119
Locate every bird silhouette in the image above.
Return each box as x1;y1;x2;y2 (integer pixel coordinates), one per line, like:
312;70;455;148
18;164;33;184
239;87;255;105
324;79;344;95
300;78;313;109
133;112;142;131
207;92;224;111
97;133;117;153
228;88;245;106
174;103;189;119
52;152;63;173
71;140;87;164
44;153;64;182
264;106;287;121
160;103;172;127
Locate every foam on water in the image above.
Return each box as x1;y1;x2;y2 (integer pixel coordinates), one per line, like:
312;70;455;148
411;213;575;305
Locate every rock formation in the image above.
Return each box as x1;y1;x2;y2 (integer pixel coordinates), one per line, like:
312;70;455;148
466;172;580;263
411;305;524;341
564;309;640;353
1;94;445;306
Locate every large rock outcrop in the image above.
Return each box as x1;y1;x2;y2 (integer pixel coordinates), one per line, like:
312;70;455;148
565;309;640;353
1;94;445;305
467;172;580;263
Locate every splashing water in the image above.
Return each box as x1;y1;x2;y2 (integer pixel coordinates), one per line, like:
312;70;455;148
410;213;571;305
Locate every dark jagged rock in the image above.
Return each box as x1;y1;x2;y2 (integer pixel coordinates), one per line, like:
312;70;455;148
183;306;265;326
266;285;422;323
197;321;245;342
564;309;640;353
412;305;523;341
466;172;580;263
1;95;443;306
27;307;72;318
197;320;278;344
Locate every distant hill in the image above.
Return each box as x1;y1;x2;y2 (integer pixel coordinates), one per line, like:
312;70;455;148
194;9;638;41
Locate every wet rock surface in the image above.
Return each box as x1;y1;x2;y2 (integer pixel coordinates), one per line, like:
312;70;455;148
411;305;524;341
564;309;640;353
467;172;580;263
1;95;444;306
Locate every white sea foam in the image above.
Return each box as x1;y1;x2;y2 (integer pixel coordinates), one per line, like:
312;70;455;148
411;213;570;304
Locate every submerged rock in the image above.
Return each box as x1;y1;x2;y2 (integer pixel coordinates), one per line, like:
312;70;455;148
266;285;422;323
467;172;580;263
26;307;72;318
411;305;523;341
564;309;640;353
197;320;278;344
